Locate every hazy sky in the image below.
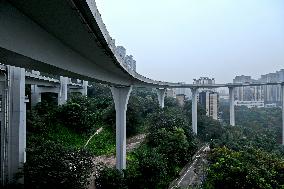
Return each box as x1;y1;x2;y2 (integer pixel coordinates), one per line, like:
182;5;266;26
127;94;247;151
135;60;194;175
96;0;284;83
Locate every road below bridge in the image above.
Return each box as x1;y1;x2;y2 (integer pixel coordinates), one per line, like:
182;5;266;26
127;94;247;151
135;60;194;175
169;144;210;189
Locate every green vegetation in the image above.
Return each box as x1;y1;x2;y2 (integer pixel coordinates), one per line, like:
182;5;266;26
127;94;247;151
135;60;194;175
95;106;198;189
25;141;93;189
27;96;116;156
103;88;160;136
25;83;284;189
204;147;284;189
25;84;116;188
202;104;284;189
220;104;282;142
25;85;163;188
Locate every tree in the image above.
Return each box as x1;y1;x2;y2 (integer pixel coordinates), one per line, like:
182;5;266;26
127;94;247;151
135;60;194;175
204;147;284;189
104;88;160;137
148;127;192;169
25;140;94;189
58;95;111;134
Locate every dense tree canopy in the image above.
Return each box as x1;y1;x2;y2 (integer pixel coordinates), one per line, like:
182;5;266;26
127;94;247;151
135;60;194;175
25;83;284;189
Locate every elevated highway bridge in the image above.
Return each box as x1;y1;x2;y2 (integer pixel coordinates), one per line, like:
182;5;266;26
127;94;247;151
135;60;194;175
0;0;283;185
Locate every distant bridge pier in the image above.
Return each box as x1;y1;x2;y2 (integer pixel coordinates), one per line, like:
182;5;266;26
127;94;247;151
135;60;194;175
31;86;61;107
156;88;166;108
69;81;88;96
281;83;284;145
31;85;41;106
111;86;132;170
191;88;198;134
229;86;235;126
0;66;26;185
31;79;88;107
82;81;88;96
58;76;68;105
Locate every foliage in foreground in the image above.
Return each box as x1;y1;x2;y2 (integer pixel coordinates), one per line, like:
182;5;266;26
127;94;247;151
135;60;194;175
58;95;111;134
95;107;198;189
25;140;94;189
203;104;284;189
103;88;160;136
25;85;162;188
204;147;284;189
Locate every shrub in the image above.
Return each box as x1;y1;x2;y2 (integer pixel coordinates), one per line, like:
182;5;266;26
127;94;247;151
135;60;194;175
58;95;111;134
26;110;48;134
131;147;169;189
204;147;284;189
148;127;192;167
146;107;196;145
95;165;125;189
95;147;169;189
104;90;159;137
25;140;94;189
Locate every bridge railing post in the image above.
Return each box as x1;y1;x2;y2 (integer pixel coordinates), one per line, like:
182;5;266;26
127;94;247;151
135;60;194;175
229;86;235;126
191;88;198;134
111;86;132;170
156;88;166;108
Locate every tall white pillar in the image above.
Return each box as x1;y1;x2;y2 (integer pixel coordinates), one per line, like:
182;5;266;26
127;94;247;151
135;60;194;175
191;88;198;134
156;88;166;108
81;81;88;96
6;66;26;184
281;84;284;145
31;85;41;107
58;76;68;105
229;87;235;126
241;86;244;101
254;86;257;101
258;86;261;101
111;86;132;170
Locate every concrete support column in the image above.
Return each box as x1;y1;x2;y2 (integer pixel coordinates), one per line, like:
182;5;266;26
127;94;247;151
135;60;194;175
229;87;235;126
191;88;198;134
254;86;257;101
58;76;68;105
30;85;41;107
241;86;244;101
6;66;26;184
81;81;88;96
156;88;166;108
111;86;132;170
281;84;284;145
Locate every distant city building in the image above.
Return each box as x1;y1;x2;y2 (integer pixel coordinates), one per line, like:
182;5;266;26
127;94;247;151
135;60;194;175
259;69;284;104
124;55;136;71
199;91;219;120
234;100;264;108
218;89;229;103
174;83;191;98
115;46;126;61
193;77;215;85
115;46;136;72
233;69;284;106
166;88;176;98
176;94;186;107
233;75;262;101
265;103;277;108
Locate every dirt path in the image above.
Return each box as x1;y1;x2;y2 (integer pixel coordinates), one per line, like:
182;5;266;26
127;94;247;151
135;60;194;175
93;133;146;167
89;134;146;189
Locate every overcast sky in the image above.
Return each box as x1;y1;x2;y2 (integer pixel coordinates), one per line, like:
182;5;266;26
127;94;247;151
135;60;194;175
96;0;284;84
